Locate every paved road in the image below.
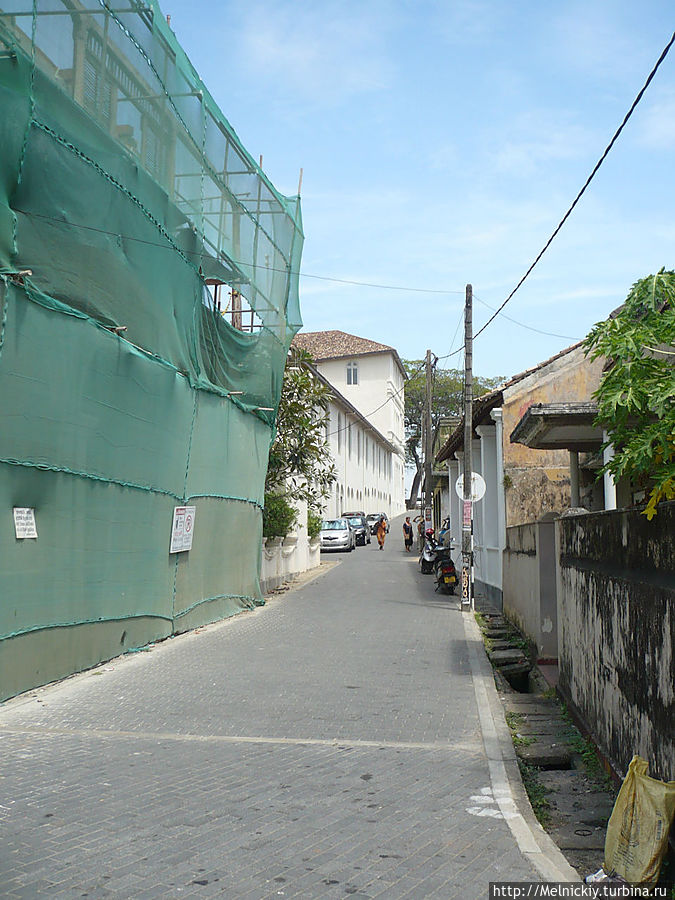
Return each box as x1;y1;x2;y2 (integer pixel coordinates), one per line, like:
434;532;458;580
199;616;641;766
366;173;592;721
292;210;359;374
0;518;543;898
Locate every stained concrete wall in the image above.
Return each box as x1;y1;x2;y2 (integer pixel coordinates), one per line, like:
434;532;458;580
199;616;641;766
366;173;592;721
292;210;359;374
503;517;558;659
557;502;675;781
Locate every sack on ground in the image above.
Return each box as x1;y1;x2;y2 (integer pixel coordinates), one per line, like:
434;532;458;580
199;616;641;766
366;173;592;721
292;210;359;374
603;755;675;885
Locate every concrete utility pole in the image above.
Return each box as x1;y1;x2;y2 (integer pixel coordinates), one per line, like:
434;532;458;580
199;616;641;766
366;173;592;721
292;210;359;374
462;285;473;610
424;348;433;524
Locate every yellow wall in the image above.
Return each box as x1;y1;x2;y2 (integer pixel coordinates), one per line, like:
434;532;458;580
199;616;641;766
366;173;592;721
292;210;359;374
501;346;605;527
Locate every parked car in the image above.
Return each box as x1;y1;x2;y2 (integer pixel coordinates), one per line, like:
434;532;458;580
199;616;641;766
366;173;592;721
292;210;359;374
342;510;366;519
366;512;389;535
320;518;356;552
346;515;371;546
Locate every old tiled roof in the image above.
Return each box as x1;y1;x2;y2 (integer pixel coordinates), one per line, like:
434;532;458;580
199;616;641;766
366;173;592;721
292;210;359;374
500;341;583;391
293;330;393;358
435;390;503;464
434;341;590;464
292;330;406;376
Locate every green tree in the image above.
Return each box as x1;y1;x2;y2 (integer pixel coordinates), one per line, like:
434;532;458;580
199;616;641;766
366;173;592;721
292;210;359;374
265;349;337;515
583;269;675;519
403;359;502;506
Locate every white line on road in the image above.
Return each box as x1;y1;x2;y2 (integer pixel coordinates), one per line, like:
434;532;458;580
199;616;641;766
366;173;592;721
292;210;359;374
0;725;482;753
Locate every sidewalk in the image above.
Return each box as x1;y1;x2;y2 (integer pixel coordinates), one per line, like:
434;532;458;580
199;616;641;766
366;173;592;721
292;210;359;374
0;522;576;899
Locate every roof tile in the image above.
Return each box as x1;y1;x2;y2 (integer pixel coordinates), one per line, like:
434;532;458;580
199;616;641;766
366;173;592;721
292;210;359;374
292;330;395;360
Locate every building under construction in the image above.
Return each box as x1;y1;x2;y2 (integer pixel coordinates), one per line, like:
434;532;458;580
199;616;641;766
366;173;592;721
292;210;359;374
0;0;304;699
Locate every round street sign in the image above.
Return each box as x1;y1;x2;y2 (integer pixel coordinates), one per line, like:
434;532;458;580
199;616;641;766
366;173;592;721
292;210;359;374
455;472;487;502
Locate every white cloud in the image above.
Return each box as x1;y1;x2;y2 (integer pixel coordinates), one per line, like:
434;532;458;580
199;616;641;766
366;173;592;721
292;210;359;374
430;0;505;46
636;89;675;150
549;3;641;81
230;0;397;108
487;111;593;177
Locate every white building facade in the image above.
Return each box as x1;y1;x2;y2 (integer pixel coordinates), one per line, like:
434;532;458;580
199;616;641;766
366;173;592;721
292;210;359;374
294;331;407;518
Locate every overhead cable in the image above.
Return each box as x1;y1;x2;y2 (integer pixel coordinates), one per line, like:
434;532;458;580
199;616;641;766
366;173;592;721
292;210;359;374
473;28;675;342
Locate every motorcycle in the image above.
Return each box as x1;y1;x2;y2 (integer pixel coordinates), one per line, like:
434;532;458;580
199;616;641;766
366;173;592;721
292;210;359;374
433;546;457;594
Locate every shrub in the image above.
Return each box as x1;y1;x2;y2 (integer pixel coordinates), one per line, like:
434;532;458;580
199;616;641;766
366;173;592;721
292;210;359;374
262;492;298;539
307;510;323;540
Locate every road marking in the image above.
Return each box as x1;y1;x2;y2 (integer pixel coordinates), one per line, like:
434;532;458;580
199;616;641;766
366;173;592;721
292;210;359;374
0;725;481;753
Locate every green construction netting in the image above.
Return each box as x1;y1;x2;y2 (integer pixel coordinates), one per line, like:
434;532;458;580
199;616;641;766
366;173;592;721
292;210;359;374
0;0;303;673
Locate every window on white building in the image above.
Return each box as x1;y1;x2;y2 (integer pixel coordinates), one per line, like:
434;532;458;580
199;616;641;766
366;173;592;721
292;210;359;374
337;413;343;452
346;361;358;385
348;424;352;458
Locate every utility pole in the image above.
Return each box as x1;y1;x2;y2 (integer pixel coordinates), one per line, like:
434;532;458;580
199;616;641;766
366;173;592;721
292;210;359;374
462;285;473;610
424;348;433;527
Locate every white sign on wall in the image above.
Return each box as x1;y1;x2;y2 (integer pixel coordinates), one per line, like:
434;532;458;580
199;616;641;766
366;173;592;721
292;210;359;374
13;507;38;539
169;506;196;553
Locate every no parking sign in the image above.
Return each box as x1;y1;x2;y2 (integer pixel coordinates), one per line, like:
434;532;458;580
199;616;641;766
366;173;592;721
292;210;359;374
169;506;196;553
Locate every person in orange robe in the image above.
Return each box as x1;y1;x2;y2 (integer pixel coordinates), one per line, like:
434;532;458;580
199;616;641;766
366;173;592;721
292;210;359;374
376;517;387;550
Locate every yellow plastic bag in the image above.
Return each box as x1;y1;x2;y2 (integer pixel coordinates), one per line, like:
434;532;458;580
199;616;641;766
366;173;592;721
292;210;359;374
604;755;675;884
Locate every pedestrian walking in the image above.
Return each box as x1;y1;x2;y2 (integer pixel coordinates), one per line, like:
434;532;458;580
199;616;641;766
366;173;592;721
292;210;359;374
402;516;413;552
413;514;425;552
376;516;387;550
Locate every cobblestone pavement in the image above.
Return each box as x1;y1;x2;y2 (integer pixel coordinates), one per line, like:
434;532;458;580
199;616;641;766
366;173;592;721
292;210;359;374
0;521;541;898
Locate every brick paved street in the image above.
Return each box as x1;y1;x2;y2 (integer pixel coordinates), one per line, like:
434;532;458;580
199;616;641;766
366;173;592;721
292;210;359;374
0;523;545;898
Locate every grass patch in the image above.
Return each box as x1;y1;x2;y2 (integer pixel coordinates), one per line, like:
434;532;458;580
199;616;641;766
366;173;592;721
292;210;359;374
517;760;552;826
505;710;536;747
556;704;614;791
474;611;488;630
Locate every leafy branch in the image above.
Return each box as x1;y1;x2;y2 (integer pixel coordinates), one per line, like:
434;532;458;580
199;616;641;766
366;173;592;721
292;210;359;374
583;269;675;518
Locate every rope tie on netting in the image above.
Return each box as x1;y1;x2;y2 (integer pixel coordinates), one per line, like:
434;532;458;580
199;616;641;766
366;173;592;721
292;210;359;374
0;590;264;642
0;457;264;510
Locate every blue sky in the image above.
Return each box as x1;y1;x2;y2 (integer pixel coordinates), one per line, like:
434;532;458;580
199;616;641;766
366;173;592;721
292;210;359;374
169;1;675;380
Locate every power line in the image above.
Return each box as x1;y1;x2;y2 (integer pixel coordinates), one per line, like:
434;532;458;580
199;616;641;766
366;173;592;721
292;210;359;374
473;294;580;341
298;272;464;294
15;205;583;342
473;28;675;343
324;359;425;439
13;208;468;296
435;346;464;362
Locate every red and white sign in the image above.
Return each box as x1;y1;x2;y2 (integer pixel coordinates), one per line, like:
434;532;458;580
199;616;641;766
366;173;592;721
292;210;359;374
463;500;473;528
170;506;196;553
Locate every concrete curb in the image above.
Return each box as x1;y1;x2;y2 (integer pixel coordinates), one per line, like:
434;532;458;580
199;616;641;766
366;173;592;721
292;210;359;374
463;610;581;883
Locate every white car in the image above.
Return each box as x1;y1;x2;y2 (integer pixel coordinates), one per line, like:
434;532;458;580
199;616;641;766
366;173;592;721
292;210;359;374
320;518;356;552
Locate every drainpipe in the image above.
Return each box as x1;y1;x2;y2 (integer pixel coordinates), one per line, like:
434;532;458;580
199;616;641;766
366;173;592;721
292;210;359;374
490;408;506;553
569;450;580;507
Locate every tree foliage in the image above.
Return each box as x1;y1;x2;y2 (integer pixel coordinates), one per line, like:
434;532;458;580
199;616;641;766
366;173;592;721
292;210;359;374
403;359;502;502
583;269;675;519
265;350;337;515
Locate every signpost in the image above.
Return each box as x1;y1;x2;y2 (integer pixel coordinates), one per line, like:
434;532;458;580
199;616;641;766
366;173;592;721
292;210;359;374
455;472;486;503
456;472;484;609
462;284;474;610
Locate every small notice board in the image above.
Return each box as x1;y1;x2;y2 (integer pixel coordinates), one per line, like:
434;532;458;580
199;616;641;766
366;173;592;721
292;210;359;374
13;507;38;539
169;506;196;553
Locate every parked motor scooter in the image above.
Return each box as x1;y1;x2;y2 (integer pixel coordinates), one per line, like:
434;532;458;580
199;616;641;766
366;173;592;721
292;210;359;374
419;529;439;574
433;546;457;594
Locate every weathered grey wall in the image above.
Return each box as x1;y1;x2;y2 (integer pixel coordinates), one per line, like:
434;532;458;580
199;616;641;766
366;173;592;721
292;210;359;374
557;502;675;781
503;519;558;659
